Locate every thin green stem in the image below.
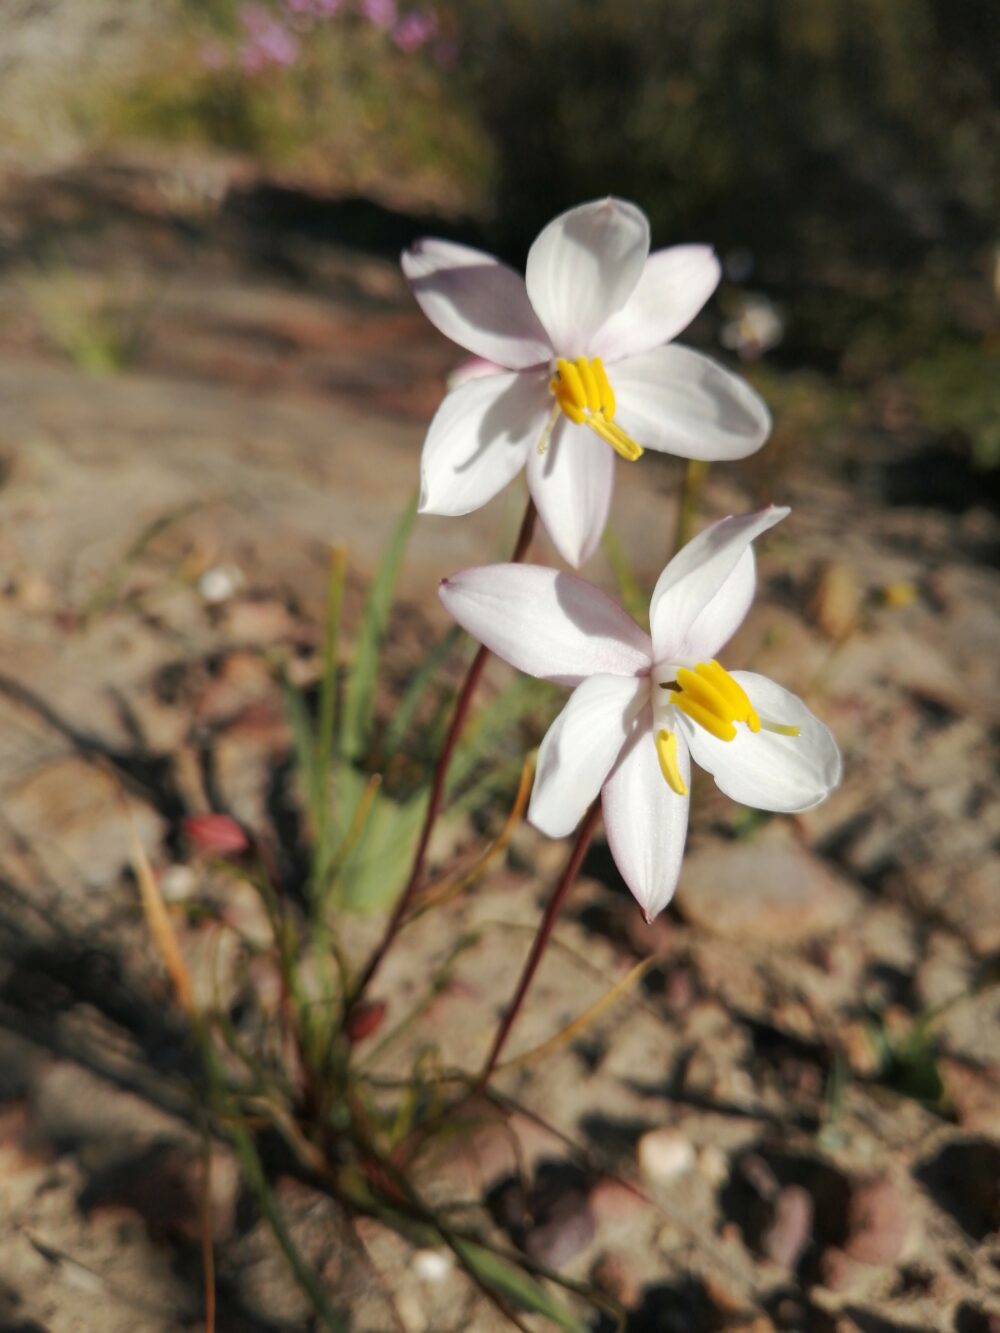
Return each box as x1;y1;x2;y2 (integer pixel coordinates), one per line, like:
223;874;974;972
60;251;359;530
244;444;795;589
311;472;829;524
673;457;710;556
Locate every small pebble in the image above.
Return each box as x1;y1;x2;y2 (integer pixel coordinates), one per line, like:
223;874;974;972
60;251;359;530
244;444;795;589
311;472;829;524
843;1174;910;1266
637;1128;697;1185
761;1184;813;1269
199;564;243;603
159;864;197;902
591;1250;642;1308
413;1249;454;1283
697;1144;729;1186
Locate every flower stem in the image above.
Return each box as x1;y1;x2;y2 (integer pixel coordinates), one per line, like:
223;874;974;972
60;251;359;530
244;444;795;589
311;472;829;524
476;799;602;1088
349;498;537;1006
672;458;709;556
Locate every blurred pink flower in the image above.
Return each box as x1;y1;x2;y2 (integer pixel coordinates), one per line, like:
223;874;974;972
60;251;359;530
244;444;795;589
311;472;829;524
392;9;438;53
359;0;397;31
284;0;343;16
239;5;300;72
240;4;272;34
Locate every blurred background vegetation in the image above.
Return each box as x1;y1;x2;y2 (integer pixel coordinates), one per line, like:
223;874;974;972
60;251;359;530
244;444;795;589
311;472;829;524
4;0;999;470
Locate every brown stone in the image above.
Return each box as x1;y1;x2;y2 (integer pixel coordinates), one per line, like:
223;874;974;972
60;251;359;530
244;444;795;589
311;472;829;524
843;1175;910;1266
676;836;861;942
761;1184;813;1269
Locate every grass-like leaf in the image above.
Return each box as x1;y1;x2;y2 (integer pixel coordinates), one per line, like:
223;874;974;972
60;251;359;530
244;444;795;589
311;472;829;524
453;1239;589;1333
313;546;348;889
341;499;416;763
227;1122;348;1332
446;675;557;800
329;763;428;913
379;624;462;761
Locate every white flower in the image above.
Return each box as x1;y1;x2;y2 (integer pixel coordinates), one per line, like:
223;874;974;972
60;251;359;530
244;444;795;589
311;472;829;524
439;507;841;920
403;199;771;567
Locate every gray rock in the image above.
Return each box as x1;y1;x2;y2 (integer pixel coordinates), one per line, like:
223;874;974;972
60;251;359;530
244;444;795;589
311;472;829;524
676;836;861;942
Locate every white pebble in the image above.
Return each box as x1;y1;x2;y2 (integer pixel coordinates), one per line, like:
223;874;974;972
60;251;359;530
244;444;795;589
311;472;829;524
636;1128;696;1185
413;1248;454;1283
199;564;243;603
159;864;197;902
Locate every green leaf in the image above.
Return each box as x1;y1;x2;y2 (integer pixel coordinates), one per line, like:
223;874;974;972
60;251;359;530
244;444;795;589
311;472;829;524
329;763;427;913
446;675;558;798
453;1239;589;1333
380;624;462;761
341;499;417;763
313;547;347;888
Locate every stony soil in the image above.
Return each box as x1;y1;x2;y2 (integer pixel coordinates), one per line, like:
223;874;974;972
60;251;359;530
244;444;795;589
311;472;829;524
0;155;998;1332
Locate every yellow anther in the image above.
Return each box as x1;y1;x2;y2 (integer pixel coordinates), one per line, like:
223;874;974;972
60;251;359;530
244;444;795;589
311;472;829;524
655;729;688;796
550;356;642;461
666;660;763;742
675;666;733;722
700;660;761;732
551;359;586;422
593;357;616;417
607;422;642;461
588;416;644;461
575;357;601;412
761;719;802;737
673;694;737;742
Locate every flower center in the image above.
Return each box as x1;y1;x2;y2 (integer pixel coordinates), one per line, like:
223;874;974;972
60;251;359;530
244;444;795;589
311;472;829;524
654;660;801;797
665;660;762;742
548;357;643;462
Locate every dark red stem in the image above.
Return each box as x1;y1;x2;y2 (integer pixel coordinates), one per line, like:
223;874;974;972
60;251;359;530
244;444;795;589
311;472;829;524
349;499;537;1006
476;799;602;1087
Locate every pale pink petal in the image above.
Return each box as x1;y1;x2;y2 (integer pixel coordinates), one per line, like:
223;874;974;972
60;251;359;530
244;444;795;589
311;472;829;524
403;238;552;369
601;710;691;921
529;673;647;837
418;371;548;517
681;671;842;812
525;199;650;358
439;564;652;686
447;356;506;390
526;418;614;568
591;245;721;361
650;507;789;663
612;344;771;460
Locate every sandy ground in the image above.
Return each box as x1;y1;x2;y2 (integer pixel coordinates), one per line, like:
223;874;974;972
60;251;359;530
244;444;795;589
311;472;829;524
0;157;998;1331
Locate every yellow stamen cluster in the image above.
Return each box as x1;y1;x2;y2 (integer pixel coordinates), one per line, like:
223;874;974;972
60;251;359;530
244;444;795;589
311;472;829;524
655;728;688;796
666;660;763;743
654;660;803;796
549;357;643;462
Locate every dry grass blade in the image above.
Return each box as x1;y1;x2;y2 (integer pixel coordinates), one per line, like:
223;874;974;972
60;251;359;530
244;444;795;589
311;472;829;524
411;753;534;919
496;956;658;1073
121;787;195;1019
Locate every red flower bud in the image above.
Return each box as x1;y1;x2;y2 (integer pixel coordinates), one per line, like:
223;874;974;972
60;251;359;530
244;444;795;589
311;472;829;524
345;1000;386;1044
183;813;250;859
